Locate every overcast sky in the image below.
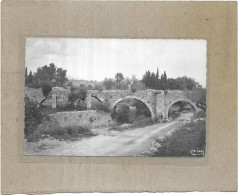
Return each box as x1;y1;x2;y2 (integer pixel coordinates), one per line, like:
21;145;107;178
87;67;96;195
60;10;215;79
25;38;207;87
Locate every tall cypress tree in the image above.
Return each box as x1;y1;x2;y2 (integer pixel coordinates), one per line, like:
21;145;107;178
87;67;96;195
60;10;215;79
156;67;159;79
28;71;33;84
25;67;28;85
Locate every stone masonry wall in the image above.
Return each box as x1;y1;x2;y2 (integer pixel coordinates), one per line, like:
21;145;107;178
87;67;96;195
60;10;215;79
25;87;70;107
49;110;114;128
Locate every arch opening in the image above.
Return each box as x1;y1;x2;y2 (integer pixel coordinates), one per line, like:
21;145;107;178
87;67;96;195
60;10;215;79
168;100;196;120
111;97;154;125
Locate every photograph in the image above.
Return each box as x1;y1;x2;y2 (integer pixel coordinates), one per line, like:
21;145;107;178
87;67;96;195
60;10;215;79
24;38;207;157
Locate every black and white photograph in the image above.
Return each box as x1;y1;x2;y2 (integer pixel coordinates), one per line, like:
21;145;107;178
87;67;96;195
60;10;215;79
24;38;207;157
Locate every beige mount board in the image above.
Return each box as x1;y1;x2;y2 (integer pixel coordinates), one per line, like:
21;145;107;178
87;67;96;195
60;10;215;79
1;1;237;193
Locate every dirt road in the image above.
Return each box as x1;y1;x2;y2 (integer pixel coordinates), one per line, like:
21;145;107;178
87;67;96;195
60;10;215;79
24;113;193;156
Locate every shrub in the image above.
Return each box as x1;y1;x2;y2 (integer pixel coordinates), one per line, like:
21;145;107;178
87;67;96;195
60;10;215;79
131;85;137;92
24;97;46;138
111;104;130;124
42;84;52;97
68;85;87;108
27;118;95;142
92;101;111;112
150;120;206;157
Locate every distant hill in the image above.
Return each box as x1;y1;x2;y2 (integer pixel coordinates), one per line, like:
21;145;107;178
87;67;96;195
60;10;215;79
68;79;101;87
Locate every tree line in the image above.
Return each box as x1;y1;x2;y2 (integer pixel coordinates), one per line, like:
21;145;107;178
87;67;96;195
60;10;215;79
26;63;204;92
142;68;203;90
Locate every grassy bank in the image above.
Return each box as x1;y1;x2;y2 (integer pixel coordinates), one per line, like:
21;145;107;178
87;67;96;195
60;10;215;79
150;119;206;157
26;119;96;142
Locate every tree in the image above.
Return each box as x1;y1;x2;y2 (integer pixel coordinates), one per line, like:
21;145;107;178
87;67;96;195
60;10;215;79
28;71;33;84
39;84;52;107
56;68;68;86
160;71;168;90
156;67;159;79
142;70;159;89
94;84;104;91
68;85;87;108
25;67;28;85
115;73;124;83
33;63;67;87
65;81;73;89
142;71;151;88
87;84;93;90
103;78;115;90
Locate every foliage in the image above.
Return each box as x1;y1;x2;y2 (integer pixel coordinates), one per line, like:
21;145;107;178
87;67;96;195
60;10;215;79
42;84;52;97
26;119;95;142
92;101;111;113
111;103;130;124
115;81;129;90
130;75;146;92
115;73;124;83
142;68;203;91
64;81;73;88
103;78;115;90
25;63;68;87
24;97;46;137
93;84;104;91
68;85;87;108
150;120;206;157
87;84;93;90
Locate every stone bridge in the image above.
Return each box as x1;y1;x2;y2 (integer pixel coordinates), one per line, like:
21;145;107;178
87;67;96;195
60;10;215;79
85;89;198;121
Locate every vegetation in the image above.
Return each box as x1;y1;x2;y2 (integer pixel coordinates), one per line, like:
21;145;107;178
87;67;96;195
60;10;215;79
91;101;111;113
150;119;206;157
68;85;87;108
24;97;47;137
142;68;202;91
25;97;95;142
111;99;151;125
27;119;95;142
39;84;52;107
25;63;68;88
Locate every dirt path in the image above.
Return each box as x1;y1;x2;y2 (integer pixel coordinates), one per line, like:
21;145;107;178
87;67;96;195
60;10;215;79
24;113;193;156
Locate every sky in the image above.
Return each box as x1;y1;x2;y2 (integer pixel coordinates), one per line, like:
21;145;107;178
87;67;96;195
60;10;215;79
25;38;207;87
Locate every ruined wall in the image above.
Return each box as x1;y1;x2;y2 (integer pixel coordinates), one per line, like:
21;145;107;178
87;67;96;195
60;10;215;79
49;110;114;128
25;87;70;107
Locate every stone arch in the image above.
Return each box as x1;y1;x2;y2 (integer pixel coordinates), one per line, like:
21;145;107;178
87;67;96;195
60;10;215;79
112;96;155;121
166;99;197;119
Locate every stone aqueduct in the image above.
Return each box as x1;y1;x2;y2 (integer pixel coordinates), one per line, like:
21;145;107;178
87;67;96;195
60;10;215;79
84;89;198;121
26;87;198;121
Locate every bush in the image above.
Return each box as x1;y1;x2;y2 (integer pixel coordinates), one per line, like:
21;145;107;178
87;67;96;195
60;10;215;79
111;104;130;124
42;84;52;97
27;118;95;142
24;97;46;137
92;101;111;112
150;120;206;157
68;85;87;107
131;85;137;92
